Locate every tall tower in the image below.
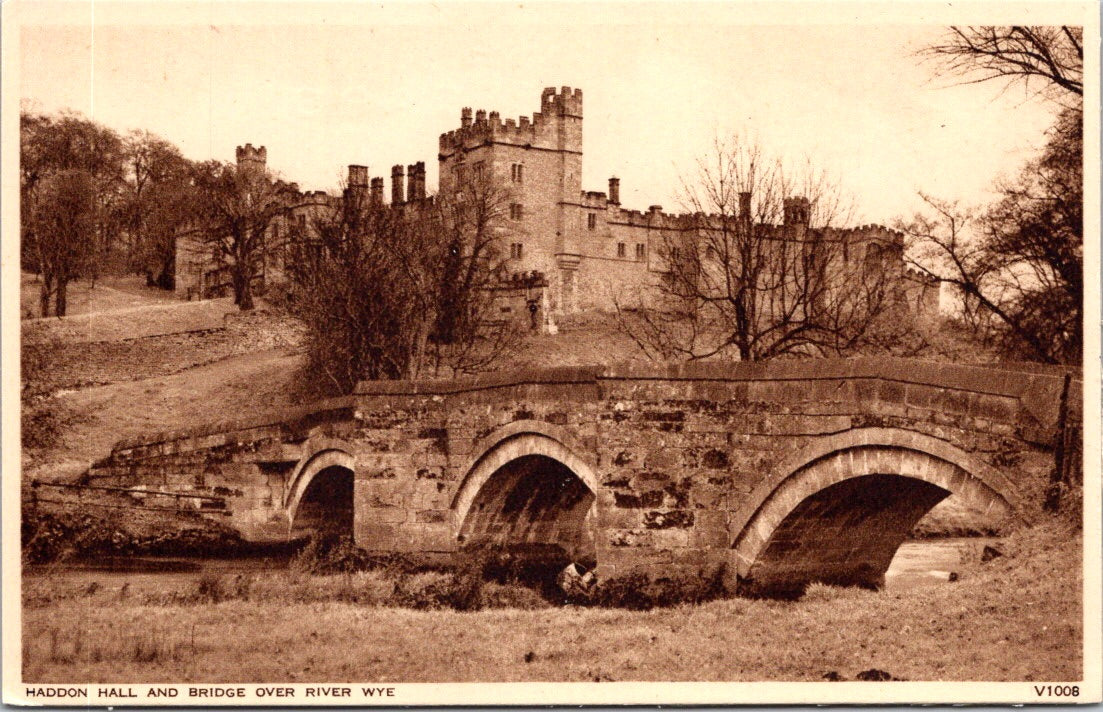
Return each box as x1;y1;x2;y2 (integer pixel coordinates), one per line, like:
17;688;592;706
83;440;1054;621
235;143;267;177
543;87;584;314
437;87;584;314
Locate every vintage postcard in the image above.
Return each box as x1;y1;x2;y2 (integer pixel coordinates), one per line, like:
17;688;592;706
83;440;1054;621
2;0;1100;706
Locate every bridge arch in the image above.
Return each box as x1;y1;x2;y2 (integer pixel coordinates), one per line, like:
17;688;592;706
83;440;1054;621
285;447;355;539
730;428;1017;596
453;425;599;562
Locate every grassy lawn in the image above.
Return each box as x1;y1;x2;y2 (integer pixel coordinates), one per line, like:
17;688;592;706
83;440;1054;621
22;522;1081;683
21;273;179;319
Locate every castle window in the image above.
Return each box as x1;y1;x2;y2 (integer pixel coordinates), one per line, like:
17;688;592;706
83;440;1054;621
587;213;597;230
511;163;524;183
510;243;523;259
297;214;306;230
617;242;626;258
510;203;524;221
474;161;485;181
636;243;646;261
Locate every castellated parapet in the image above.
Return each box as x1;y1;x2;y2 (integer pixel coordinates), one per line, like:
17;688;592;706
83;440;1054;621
439;86;583;156
235;143;267;175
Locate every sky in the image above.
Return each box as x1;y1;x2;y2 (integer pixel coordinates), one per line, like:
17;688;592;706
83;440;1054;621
18;2;1070;225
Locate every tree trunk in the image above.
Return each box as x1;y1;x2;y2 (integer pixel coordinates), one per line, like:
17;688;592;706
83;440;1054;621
55;278;68;317
237;276;254;311
39;275;53;318
156;250;175;291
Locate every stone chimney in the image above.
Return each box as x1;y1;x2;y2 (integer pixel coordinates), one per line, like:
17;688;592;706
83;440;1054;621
416;163;427;200
608;177;620;205
370;177;384;205
348;164;368;188
391;165;405;204
347;165;368;204
738;191;751;220
461;107;473;129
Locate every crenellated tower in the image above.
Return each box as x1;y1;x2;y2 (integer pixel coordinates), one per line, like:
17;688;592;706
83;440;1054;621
438;86;584;313
235;143;267;177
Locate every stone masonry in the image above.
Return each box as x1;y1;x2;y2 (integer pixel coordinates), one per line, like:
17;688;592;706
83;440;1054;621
85;357;1079;594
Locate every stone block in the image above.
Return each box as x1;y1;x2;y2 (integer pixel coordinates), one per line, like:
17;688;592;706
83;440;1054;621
613;489;664;509
355;522;398;548
415;509;449;524
363;506;408;524
607;528;653;547
692;508;730;542
648;527;691;549
642;509;694;529
597;545;673;569
596;504;642;529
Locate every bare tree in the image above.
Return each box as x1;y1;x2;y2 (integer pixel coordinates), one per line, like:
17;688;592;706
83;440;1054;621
286;190;442;390
286;170;518;393
425;170;519;376
619;136;900;362
192;160;296;310
900;108;1082;365
922;26;1083;107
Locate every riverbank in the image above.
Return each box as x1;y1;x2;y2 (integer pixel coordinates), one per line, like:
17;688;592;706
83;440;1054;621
23;520;1080;683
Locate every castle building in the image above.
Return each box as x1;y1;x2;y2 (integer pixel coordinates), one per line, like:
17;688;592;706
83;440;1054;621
176;87;938;321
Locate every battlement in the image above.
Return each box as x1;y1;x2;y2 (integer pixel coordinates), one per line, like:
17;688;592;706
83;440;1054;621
904;265;939;284
844;224;906;246
300;190;331;206
540;85;583;117
582;190;608;206
608;205;694;229
235;143;267;176
235;143;267;163
439;87;582;154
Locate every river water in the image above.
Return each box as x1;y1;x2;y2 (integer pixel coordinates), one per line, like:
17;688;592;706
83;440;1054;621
27;537;995;595
884;537;996;591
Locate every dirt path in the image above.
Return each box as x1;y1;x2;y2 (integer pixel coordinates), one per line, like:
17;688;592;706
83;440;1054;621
25;348;304;483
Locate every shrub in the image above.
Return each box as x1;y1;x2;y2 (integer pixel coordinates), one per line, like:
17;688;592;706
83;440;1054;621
21;505;247;563
193;573;229;603
583;565;728;610
290;531;372;574
392;572;464;610
480;582;552;610
478;542;572;592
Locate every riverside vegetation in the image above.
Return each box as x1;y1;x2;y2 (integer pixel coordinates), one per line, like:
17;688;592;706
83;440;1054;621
22;521;1081;682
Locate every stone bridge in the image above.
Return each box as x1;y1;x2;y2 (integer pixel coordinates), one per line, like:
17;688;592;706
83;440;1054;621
85;357;1080;594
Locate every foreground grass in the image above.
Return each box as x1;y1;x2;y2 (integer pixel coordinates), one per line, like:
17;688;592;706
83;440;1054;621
23;523;1081;683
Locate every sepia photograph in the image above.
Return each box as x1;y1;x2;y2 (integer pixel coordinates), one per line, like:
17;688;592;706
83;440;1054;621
2;1;1100;705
